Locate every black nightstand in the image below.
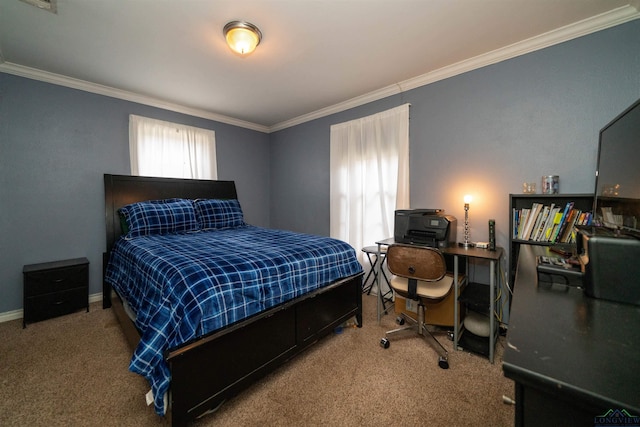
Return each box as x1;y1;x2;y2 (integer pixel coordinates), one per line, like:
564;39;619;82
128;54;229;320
23;257;89;328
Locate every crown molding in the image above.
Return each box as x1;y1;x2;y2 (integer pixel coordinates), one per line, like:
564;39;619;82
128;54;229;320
269;84;402;133
1;4;637;134
269;4;640;133
399;4;640;93
0;62;270;134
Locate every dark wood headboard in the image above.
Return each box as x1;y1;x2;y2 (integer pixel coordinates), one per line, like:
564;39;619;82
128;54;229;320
104;174;238;252
103;174;238;308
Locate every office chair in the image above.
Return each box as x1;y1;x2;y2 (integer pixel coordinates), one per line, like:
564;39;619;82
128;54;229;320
380;243;455;369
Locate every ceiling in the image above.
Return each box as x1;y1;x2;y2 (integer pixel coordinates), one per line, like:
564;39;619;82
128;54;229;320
1;0;638;132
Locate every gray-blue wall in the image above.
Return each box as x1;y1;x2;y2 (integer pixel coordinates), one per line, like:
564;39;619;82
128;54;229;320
1;20;639;314
269;20;640;274
0;75;270;313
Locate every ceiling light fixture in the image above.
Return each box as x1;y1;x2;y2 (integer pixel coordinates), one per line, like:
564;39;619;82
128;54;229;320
223;21;262;56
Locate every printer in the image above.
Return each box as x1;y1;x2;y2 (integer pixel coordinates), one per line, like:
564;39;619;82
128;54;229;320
394;209;457;248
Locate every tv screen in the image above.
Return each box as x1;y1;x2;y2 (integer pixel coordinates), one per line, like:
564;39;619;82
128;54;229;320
593;97;640;235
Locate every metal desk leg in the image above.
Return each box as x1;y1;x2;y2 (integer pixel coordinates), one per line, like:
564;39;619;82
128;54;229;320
489;259;495;364
453;255;459;349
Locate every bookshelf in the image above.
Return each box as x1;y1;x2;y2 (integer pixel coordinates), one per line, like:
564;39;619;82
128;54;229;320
508;193;594;287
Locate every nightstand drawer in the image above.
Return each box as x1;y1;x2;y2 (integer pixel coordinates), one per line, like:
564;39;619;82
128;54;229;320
24;264;88;297
23;257;89;327
25;288;88;323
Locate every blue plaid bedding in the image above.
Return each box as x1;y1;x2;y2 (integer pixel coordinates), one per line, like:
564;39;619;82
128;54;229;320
104;225;362;415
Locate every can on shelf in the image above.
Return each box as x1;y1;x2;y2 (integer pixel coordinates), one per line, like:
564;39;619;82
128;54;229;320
541;175;559;194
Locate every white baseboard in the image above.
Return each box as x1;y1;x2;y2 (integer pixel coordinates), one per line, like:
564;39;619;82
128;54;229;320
0;292;103;324
0;308;22;324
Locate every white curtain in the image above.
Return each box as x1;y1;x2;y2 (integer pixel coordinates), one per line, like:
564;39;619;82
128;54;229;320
329;104;410;265
129;115;218;179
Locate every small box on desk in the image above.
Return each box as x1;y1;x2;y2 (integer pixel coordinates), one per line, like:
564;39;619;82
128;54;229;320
576;226;640;307
394;284;465;327
536;256;583;288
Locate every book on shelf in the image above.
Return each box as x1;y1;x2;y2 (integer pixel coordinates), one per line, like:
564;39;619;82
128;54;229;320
540;206;560;242
550;202;574;243
531;204;552;241
559;208;581;243
522;203;543;241
512;200;591;243
577;211;592;226
544;209;564;242
515;208;529;239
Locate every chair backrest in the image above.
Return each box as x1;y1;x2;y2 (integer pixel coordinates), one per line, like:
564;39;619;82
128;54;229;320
386;244;447;282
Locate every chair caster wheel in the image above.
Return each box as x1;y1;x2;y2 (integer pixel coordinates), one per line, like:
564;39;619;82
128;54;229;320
438;356;449;369
380;338;390;349
396;316;405;325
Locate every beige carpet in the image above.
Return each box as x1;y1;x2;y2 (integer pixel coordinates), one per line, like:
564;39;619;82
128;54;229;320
0;294;514;426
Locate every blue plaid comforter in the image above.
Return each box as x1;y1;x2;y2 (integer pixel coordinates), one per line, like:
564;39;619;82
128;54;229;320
104;225;362;415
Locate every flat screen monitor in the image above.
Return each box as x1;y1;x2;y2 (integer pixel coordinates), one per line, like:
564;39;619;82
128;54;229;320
593;97;640;235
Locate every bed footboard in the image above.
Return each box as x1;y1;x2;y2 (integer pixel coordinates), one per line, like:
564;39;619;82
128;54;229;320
167;272;362;426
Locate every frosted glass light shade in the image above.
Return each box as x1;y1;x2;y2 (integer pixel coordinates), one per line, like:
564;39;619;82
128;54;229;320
224;21;262;56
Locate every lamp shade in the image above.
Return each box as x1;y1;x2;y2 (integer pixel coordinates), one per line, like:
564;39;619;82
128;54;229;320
224;21;262;56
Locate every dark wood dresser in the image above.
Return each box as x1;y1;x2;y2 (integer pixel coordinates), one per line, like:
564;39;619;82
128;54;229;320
503;245;640;426
23;257;89;328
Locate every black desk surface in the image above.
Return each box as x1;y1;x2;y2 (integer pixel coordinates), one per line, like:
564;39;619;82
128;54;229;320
376;237;504;261
503;244;640;414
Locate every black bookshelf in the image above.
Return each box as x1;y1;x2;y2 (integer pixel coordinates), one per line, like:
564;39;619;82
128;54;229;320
508;193;594;288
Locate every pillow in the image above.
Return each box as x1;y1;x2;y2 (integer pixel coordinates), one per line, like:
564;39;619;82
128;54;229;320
119;198;199;238
194;198;245;230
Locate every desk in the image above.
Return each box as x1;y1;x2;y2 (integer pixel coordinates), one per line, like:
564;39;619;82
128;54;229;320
375;238;503;363
503;245;640;426
445;245;503;364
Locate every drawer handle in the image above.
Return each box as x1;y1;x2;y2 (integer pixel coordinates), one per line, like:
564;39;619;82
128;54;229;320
53;279;65;283
54;300;66;305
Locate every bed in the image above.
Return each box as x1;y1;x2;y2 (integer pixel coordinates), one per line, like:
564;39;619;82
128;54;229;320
102;174;364;426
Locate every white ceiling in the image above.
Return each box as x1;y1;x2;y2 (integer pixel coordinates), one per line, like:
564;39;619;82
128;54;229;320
1;0;638;132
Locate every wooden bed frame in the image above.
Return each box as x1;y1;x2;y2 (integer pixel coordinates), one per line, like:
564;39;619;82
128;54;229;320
102;174;363;426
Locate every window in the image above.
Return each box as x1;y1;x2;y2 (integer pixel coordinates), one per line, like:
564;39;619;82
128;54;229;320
329;104;410;264
129;115;217;180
